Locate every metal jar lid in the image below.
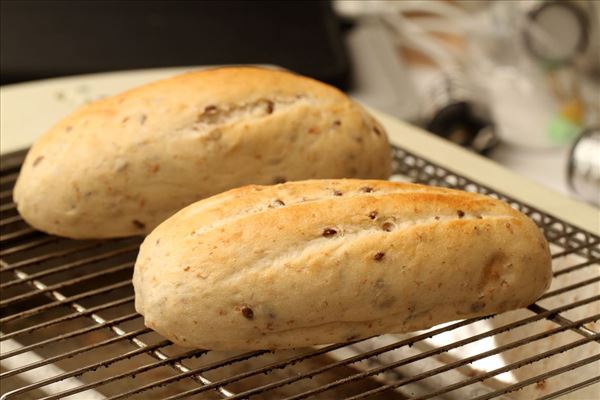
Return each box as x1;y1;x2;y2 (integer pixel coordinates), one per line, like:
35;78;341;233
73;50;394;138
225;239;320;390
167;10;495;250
567;127;600;206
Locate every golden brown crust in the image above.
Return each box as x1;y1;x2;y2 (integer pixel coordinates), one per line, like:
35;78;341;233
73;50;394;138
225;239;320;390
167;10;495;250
133;179;552;350
13;68;391;238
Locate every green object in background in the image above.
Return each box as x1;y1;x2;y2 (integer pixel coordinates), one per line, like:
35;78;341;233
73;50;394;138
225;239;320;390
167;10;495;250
548;115;581;145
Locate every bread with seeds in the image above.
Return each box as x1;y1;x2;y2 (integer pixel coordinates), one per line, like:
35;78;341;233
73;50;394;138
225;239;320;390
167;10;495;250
133;179;552;350
13;68;391;239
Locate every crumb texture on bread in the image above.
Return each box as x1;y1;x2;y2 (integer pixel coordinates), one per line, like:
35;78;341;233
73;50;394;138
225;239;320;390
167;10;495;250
13;68;391;238
133;179;552;350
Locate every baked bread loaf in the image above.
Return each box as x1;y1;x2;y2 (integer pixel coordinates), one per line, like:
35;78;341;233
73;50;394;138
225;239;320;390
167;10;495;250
13;67;391;239
133;179;552;350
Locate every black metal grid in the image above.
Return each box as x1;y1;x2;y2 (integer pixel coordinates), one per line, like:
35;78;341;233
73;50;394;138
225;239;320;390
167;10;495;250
1;147;599;399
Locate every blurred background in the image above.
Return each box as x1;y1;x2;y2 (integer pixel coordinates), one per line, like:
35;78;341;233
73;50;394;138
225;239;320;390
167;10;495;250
1;0;599;205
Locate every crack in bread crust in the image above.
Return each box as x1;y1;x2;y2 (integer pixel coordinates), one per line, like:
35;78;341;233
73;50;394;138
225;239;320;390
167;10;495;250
184;179;514;237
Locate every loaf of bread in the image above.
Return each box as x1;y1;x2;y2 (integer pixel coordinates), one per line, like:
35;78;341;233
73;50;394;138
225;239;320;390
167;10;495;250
133;179;552;350
13;68;391;239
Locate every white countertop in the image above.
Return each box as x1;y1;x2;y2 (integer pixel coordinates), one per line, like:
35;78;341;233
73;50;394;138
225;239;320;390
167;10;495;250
1;67;598;234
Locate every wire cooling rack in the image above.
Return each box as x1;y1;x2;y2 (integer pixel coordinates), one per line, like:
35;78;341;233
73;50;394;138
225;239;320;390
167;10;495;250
1;147;598;399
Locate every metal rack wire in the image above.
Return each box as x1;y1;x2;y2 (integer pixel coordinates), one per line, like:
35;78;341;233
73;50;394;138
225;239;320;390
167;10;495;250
1;147;598;399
